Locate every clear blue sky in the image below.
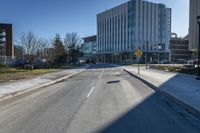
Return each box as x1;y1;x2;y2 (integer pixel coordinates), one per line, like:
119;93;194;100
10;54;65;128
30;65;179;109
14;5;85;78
0;0;189;40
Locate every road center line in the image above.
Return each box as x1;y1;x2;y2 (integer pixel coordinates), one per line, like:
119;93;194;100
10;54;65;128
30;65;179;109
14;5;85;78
87;87;95;98
99;69;104;79
99;74;102;79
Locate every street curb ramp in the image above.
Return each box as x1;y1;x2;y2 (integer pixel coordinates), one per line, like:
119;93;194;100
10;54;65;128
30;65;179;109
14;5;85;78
0;68;87;102
123;69;200;118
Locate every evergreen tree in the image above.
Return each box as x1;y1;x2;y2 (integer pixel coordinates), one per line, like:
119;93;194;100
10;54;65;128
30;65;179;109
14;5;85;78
52;33;65;65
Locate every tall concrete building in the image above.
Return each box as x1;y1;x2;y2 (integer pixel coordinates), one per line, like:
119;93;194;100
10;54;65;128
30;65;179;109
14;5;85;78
97;0;171;63
189;0;200;54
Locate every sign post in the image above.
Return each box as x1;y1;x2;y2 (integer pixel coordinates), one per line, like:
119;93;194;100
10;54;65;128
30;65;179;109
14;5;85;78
135;49;143;75
138;57;140;75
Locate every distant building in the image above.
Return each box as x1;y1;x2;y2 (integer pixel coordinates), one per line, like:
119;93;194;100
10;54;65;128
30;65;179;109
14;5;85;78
14;45;24;59
97;0;171;63
189;0;200;55
0;23;14;63
81;35;97;62
170;33;192;62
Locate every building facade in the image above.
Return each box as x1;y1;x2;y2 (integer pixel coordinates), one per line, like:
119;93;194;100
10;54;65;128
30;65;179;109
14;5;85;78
97;0;171;63
0;23;14;63
170;34;192;62
189;0;200;54
81;35;97;62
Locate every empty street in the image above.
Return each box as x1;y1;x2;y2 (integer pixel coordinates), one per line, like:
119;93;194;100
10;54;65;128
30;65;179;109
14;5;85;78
0;64;200;133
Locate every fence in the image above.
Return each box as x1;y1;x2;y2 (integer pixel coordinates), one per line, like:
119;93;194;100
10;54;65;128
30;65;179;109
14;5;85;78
0;56;14;64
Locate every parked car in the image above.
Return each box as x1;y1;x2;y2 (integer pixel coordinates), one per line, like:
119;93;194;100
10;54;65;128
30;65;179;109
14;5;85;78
11;59;27;68
24;61;49;69
32;61;49;69
159;60;170;64
24;64;34;69
193;59;198;65
174;59;186;64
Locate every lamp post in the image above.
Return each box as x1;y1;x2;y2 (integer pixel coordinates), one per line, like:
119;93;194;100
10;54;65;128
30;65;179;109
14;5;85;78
171;51;175;66
145;41;149;69
157;44;162;63
197;16;200;80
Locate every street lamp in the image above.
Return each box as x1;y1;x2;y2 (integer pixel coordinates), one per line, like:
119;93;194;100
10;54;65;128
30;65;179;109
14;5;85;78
197;16;200;80
157;44;162;63
124;46;129;65
145;41;149;69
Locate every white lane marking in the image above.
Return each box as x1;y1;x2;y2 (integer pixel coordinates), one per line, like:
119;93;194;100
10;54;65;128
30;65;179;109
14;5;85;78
99;73;102;79
87;87;95;98
99;69;104;79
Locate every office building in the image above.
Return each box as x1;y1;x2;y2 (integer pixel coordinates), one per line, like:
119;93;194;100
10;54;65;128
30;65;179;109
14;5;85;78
81;35;97;62
0;23;14;63
189;0;200;57
97;0;171;63
170;34;192;62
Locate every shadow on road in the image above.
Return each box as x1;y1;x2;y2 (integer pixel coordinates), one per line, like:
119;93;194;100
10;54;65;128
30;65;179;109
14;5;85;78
98;91;200;133
87;64;121;69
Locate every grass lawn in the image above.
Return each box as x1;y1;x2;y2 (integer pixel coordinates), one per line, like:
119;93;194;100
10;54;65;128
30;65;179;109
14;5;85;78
131;64;146;67
58;64;81;69
0;63;82;82
0;68;58;82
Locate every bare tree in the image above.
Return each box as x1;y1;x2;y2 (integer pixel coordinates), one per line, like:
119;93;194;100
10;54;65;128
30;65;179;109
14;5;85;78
18;32;40;68
42;39;57;68
64;32;81;64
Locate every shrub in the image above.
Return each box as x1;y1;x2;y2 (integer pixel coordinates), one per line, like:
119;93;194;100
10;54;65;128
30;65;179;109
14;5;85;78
0;64;7;68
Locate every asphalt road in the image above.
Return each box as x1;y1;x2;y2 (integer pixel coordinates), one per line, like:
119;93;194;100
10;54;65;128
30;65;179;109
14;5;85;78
0;64;200;133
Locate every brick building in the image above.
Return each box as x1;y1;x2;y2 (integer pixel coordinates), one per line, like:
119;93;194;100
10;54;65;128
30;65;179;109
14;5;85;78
0;23;14;63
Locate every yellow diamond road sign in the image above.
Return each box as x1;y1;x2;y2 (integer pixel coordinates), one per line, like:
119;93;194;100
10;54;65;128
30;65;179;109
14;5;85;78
135;49;143;57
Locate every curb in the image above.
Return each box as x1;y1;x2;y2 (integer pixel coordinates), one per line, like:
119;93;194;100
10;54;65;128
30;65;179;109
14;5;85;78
0;68;87;102
123;68;200;117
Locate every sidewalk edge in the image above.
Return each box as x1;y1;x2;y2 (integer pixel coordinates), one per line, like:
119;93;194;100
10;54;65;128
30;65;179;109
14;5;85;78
0;68;87;102
123;68;200;117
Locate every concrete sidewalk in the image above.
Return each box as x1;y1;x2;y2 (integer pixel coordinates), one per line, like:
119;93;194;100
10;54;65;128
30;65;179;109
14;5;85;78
0;66;88;98
124;66;200;116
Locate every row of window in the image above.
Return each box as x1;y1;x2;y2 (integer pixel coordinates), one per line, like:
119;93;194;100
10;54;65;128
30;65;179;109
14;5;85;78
97;1;171;53
97;13;128;52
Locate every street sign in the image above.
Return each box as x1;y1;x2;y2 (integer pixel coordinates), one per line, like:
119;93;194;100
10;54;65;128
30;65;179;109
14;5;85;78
135;49;143;75
135;49;143;57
